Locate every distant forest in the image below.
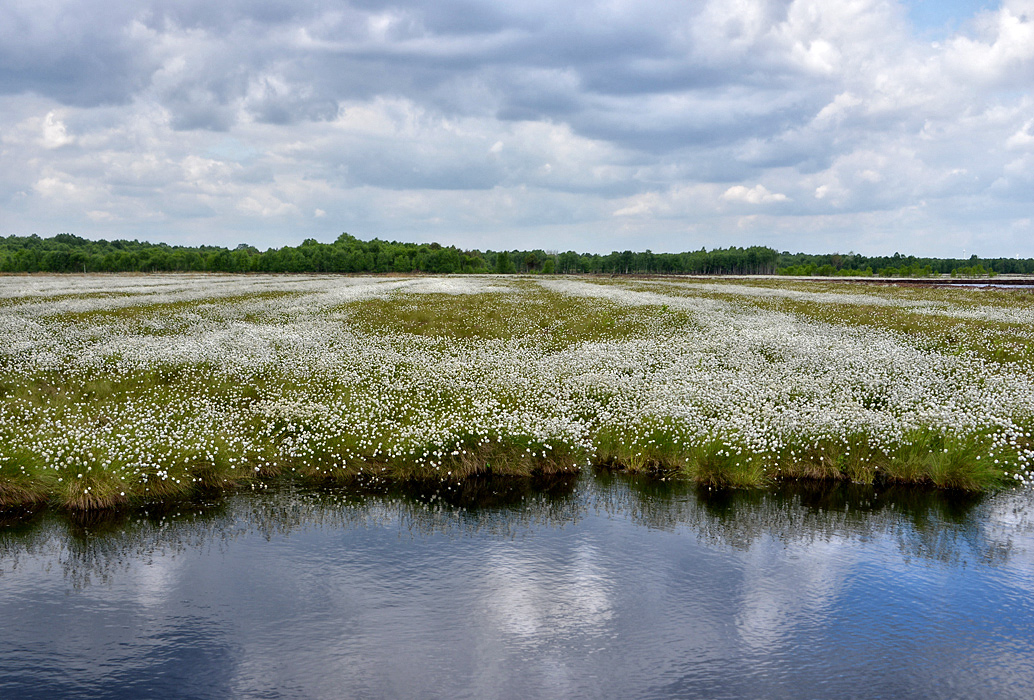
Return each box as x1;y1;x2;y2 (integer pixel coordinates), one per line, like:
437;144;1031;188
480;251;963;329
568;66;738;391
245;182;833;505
2;232;1033;277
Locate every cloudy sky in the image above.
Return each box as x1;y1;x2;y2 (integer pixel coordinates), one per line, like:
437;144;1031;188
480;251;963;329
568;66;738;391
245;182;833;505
1;0;1032;256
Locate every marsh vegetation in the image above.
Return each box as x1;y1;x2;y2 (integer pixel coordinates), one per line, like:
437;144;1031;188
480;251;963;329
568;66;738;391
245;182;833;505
1;274;1032;511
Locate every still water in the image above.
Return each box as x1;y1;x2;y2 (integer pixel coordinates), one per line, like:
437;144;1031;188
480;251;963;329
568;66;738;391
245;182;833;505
2;472;1034;700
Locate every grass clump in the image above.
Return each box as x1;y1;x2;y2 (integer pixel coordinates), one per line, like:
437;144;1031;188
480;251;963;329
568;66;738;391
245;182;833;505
594;422;689;473
767;428;1025;491
775;434;883;485
684;439;768;489
883;428;1011;490
0;451;51;508
594;425;769;489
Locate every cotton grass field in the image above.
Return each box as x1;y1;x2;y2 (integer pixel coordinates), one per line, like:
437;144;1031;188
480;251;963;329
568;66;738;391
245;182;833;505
2;273;1033;511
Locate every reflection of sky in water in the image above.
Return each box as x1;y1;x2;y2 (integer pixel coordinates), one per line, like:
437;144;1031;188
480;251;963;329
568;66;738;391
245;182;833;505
2;478;1034;699
735;538;849;653
482;540;613;640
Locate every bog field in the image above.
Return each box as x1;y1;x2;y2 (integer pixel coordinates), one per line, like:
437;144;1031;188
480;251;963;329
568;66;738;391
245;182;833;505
1;273;1033;510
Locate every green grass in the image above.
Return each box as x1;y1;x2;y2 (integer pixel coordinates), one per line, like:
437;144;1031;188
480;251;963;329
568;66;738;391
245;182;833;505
337;284;693;347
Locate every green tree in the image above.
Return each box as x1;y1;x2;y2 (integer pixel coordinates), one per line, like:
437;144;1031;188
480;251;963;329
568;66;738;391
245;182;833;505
495;251;516;274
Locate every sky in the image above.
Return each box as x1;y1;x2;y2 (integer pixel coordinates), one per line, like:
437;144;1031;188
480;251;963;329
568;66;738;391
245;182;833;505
1;0;1032;256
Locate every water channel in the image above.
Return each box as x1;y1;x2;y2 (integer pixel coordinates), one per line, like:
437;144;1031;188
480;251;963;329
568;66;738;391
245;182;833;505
2;472;1033;699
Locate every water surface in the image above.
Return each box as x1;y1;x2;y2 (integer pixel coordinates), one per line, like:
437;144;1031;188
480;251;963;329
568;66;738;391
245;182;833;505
2;474;1033;699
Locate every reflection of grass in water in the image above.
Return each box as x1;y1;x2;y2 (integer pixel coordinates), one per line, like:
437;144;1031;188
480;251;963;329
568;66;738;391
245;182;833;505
0;475;589;589
319;471;582;511
606;470;1019;566
6;469;1025;591
6;472;1025;592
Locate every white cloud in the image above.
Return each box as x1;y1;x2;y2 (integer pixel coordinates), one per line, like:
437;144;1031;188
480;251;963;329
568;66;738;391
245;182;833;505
237;194;300;218
86;209;117;222
722;184;790;205
943;4;1034;85
813;92;864;126
33;176;79;199
40;111;74;149
613;194;661;218
1006;119;1034;149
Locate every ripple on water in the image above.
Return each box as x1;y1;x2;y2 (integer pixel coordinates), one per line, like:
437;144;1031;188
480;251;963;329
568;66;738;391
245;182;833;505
2;475;1034;700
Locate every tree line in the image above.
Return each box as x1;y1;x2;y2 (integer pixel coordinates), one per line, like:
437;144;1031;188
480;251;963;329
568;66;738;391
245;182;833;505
776;251;1034;277
1;233;1030;277
0;233;778;275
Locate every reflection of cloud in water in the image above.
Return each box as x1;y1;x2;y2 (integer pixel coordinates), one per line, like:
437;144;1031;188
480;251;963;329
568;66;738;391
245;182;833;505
735;538;850;652
482;540;613;643
979;491;1034;589
118;552;183;609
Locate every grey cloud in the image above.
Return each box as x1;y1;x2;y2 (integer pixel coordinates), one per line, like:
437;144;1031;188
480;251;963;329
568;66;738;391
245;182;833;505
990;167;1034;202
0;46;150;106
492;69;584;122
166;96;238;132
246;80;338;125
0;1;837;148
0;3;153;106
334;152;502;191
348;0;521;35
142;0;326;32
735;131;839;173
297;130;507;192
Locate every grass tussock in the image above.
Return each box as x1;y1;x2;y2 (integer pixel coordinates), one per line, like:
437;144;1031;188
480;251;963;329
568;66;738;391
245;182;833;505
294;439;582;486
684;439;768;489
593;427;768;488
594;424;689;472
592;425;1024;493
882;428;1010;490
0;462;50;508
775;434;883;485
767;429;1019;491
56;471;131;511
